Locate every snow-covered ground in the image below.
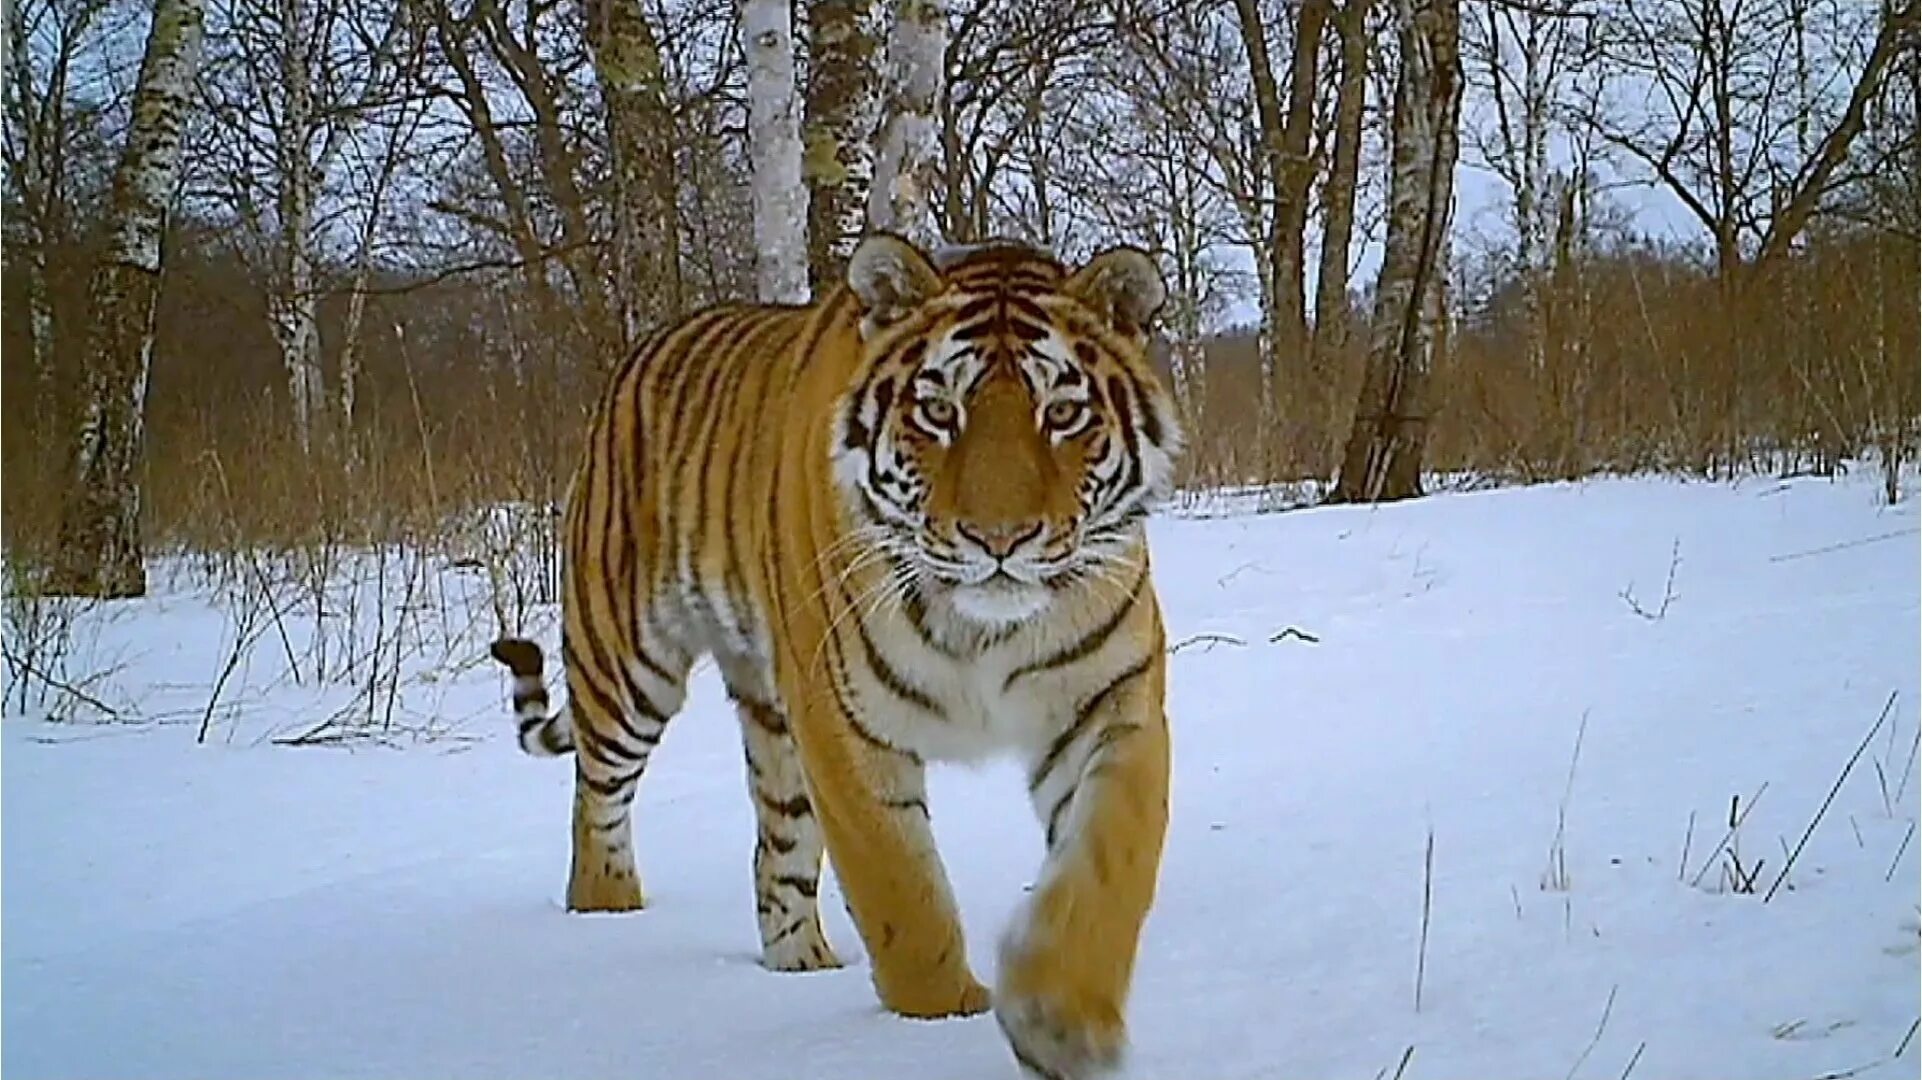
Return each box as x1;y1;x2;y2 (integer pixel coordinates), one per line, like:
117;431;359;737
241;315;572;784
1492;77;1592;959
5;472;1918;1079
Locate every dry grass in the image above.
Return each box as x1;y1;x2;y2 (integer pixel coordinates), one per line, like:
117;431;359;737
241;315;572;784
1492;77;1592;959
2;230;1914;576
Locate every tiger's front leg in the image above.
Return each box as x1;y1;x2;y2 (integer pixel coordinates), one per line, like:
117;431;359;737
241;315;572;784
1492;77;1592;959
997;662;1171;1080
786;696;991;1019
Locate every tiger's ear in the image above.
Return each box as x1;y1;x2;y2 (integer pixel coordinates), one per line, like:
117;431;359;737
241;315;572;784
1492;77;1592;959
1065;247;1166;336
847;234;943;327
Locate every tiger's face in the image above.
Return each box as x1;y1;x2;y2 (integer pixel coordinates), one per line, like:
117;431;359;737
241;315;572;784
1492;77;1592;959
833;235;1184;627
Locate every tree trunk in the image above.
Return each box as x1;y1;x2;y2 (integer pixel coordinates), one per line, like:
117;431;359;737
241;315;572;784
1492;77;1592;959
868;0;947;249
1331;0;1460;504
586;0;682;339
270;3;323;456
1233;0;1326;467
51;0;206;597
744;0;810;303
1272;0;1328;363
1311;0;1370;471
804;0;881;288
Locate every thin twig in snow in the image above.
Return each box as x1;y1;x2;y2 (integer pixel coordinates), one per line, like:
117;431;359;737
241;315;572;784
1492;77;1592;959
1565;985;1619;1080
0;643;123;720
1416;825;1434;1012
1544;710;1590;892
1619;539;1681;620
1803;1017;1921;1078
1768;528;1919;563
1895;728;1921;807
1767;691;1899;902
1167;632;1247;655
1618;1041;1647;1080
1373;1044;1415;1080
1886;821;1916;882
1678;810;1696;882
1690;782;1769;887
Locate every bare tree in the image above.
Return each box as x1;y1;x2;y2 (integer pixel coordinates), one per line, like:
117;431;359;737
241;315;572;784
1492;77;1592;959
1582;0;1915;278
1310;0;1373;451
3;0;118;395
1332;0;1462;503
1229;0;1334;461
1461;0;1587;368
196;0;408;453
870;0;946;246
51;0;207;597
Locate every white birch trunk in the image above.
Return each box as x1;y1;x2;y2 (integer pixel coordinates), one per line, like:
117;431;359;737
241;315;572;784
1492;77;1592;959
54;0;206;597
1332;0;1461;504
265;0;324;454
804;0;882;286
743;0;810;304
867;0;946;249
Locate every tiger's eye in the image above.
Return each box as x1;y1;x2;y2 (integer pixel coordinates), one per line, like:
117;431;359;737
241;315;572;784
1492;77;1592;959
921;398;958;428
1044;400;1085;429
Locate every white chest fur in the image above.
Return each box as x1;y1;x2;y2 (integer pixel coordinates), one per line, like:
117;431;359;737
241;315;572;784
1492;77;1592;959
839;572;1152;765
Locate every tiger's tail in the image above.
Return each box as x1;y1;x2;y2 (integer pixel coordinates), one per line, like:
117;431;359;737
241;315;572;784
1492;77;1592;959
488;638;575;757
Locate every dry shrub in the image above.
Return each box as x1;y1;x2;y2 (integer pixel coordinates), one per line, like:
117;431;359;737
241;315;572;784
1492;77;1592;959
1173;229;1917;496
1;228;1914;575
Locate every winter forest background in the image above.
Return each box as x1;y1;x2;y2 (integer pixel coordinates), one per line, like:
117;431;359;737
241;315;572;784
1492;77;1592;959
1;0;1916;598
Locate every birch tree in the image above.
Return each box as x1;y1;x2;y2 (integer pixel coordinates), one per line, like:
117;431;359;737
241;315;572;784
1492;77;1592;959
869;0;946;247
586;0;682;339
1332;0;1461;504
804;0;881;286
2;0;115;397
1310;0;1372;455
51;0;206;597
197;0;407;454
744;0;810;302
1461;0;1586;369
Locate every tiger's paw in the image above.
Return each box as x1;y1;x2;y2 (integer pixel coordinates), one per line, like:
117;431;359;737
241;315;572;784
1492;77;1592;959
565;862;645;913
994;912;1126;1079
993;986;1125;1080
762;919;843;972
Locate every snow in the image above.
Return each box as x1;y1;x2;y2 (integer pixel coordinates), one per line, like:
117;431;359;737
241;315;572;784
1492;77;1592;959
6;471;1918;1079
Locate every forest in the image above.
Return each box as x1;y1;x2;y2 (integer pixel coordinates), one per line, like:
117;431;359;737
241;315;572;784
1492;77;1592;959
2;0;1916;587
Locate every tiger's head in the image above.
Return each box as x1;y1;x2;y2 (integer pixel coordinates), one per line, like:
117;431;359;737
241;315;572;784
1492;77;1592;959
831;234;1184;628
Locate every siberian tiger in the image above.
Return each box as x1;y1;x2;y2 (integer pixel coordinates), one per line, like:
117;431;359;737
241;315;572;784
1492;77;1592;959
489;234;1182;1079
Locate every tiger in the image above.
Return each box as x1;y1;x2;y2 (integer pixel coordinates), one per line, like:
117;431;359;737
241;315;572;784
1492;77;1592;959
489;233;1183;1079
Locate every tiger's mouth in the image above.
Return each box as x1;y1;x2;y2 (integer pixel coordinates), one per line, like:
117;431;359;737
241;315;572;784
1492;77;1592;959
945;572;1052;626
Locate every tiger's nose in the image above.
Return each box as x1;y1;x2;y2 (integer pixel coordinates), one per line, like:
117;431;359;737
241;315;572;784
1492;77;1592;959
955;520;1044;559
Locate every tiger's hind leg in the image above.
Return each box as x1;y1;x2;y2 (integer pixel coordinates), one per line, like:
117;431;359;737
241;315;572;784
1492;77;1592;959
720;655;841;972
562;618;694;913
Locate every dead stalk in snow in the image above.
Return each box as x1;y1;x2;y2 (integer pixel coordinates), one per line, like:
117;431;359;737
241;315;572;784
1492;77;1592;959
1619;539;1681;620
1167;632;1248;655
1677;809;1696;881
1887;820;1916;882
1617;1041;1647;1080
1416;824;1434;1011
1565;984;1619;1080
1543;709;1590;892
1689;782;1768;888
1372;1044;1416;1080
1766;691;1899;902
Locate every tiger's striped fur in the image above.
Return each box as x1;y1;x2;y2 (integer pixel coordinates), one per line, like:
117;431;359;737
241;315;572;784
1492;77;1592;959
489;235;1182;1079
